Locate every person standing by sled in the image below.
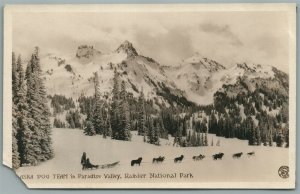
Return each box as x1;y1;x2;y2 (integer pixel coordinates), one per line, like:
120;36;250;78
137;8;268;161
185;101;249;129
81;152;87;170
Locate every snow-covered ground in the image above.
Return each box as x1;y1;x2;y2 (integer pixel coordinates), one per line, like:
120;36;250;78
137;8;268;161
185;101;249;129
16;128;289;188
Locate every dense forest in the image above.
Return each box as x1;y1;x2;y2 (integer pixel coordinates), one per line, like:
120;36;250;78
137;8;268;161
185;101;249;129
14;49;288;168
12;48;53;169
48;66;289;148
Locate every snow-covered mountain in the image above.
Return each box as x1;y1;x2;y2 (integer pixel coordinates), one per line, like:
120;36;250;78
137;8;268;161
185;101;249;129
42;41;187;107
165;53;287;105
165;53;226;105
40;41;288;107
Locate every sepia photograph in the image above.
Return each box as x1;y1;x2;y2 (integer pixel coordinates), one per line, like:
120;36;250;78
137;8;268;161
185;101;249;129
3;4;296;189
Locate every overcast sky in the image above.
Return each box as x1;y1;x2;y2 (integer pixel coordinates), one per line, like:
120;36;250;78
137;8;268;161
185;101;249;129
13;11;290;73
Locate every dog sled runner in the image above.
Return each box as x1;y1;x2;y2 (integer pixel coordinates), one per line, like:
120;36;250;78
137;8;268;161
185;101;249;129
99;161;120;169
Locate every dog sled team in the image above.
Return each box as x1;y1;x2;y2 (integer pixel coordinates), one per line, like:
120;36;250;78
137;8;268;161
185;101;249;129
81;151;255;169
130;151;255;166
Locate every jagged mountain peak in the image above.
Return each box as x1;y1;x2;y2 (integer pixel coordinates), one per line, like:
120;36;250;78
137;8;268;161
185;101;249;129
41;43;288;107
235;62;267;71
76;45;101;59
231;62;275;79
115;40;138;58
180;53;226;73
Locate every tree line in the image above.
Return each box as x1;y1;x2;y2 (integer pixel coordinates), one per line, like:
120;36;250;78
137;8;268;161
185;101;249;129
49;61;289;149
81;70;173;145
48;94;75;116
208;77;289;147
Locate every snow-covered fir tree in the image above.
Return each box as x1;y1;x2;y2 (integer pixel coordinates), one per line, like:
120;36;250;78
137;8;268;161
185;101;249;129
269;127;274;147
285;123;289;148
84;120;96;136
204;131;208;146
137;88;146;136
25;47;53;165
12;54;33;166
146;117;160;145
12;53;20;169
110;70;120;139
12;103;21;169
109;71;131;141
92;72;104;134
119;81;131;141
158;113;168;139
276;129;284;147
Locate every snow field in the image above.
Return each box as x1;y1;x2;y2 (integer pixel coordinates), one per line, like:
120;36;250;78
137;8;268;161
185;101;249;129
16;128;289;187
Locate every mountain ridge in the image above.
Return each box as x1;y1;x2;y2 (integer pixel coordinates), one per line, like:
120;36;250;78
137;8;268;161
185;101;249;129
40;41;288;107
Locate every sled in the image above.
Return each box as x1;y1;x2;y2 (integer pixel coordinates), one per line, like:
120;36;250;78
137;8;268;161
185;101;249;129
99;161;120;169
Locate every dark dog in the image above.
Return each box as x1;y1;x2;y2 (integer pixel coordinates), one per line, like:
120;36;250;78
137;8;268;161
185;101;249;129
247;152;255;156
131;157;143;166
174;155;184;163
193;154;205;161
233;152;243;159
213;153;224;160
153;156;165;163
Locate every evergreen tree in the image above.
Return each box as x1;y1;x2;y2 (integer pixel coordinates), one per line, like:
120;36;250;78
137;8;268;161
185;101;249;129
209;112;218;134
200;133;204;146
187;130;191;145
102;120;108;138
106;108;112;137
25;47;53;164
196;132;201;146
147;117;154;144
84;120;96;136
12;52;20;168
263;134;268;146
93;72;103;134
12;54;34;166
12;127;20;169
268;127;273;147
154;122;160;145
119;81;131;141
158;113;168;139
53;118;65;128
276;130;284;147
73;109;82;128
137;88;146;136
204;132;208;146
12;106;20;169
191;130;196;146
285;124;289;148
69;117;75;128
178;122;183;146
110;70;120;139
12;52;18;101
255;127;261;145
147;118;160;146
245;116;256;145
107;121;113;138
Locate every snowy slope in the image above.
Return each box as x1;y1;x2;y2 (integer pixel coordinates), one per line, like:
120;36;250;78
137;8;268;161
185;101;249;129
165;53;278;105
165;53;226;105
41;41;184;107
39;41;288;107
16;128;289;188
